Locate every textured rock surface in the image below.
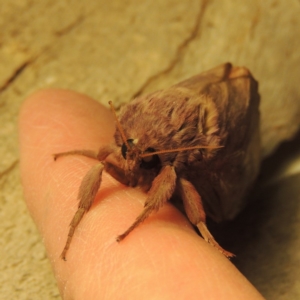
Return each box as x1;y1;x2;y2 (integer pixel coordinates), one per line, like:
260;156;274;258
1;0;299;299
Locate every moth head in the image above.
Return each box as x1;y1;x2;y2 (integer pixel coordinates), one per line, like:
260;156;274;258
109;101;223;175
121;138;160;171
109;102;161;174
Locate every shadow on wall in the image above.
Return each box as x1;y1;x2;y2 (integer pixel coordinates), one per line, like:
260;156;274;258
209;131;300;298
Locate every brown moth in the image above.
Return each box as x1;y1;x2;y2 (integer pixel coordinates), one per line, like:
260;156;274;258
55;63;260;260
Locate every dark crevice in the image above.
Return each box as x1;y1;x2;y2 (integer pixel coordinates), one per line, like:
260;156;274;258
132;0;209;99
0;13;86;94
54;15;85;36
0;42;54;94
249;7;260;38
0;160;19;178
0;61;32;93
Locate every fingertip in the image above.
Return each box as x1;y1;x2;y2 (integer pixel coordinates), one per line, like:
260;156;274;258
19;88;114;239
18;89;264;300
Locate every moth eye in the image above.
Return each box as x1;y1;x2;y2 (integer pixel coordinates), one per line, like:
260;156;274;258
121;139;134;159
140;147;160;169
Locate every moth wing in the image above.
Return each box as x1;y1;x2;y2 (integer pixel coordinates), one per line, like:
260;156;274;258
180;64;261;222
174;62;233;91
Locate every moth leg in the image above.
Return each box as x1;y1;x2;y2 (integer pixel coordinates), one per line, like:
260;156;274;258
178;177;234;258
104;161;130;186
54;144;116;161
117;165;177;241
54;150;97;160
60;163;104;260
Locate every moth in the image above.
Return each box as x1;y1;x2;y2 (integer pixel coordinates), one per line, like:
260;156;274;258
55;63;260;260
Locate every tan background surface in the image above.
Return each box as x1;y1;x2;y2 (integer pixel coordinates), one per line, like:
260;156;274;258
1;0;300;299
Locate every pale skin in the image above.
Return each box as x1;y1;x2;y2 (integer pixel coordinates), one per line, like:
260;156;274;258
19;89;265;299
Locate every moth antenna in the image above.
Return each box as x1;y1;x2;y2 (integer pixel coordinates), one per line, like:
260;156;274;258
140;145;224;158
109;101;130;148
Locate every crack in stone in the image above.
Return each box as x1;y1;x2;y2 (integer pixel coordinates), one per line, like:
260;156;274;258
0;160;19;179
249;7;261;38
0;61;32;93
0;14;86;94
133;0;209;98
54;15;85;36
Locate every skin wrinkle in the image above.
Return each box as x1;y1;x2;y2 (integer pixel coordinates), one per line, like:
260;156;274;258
139;235;160;273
